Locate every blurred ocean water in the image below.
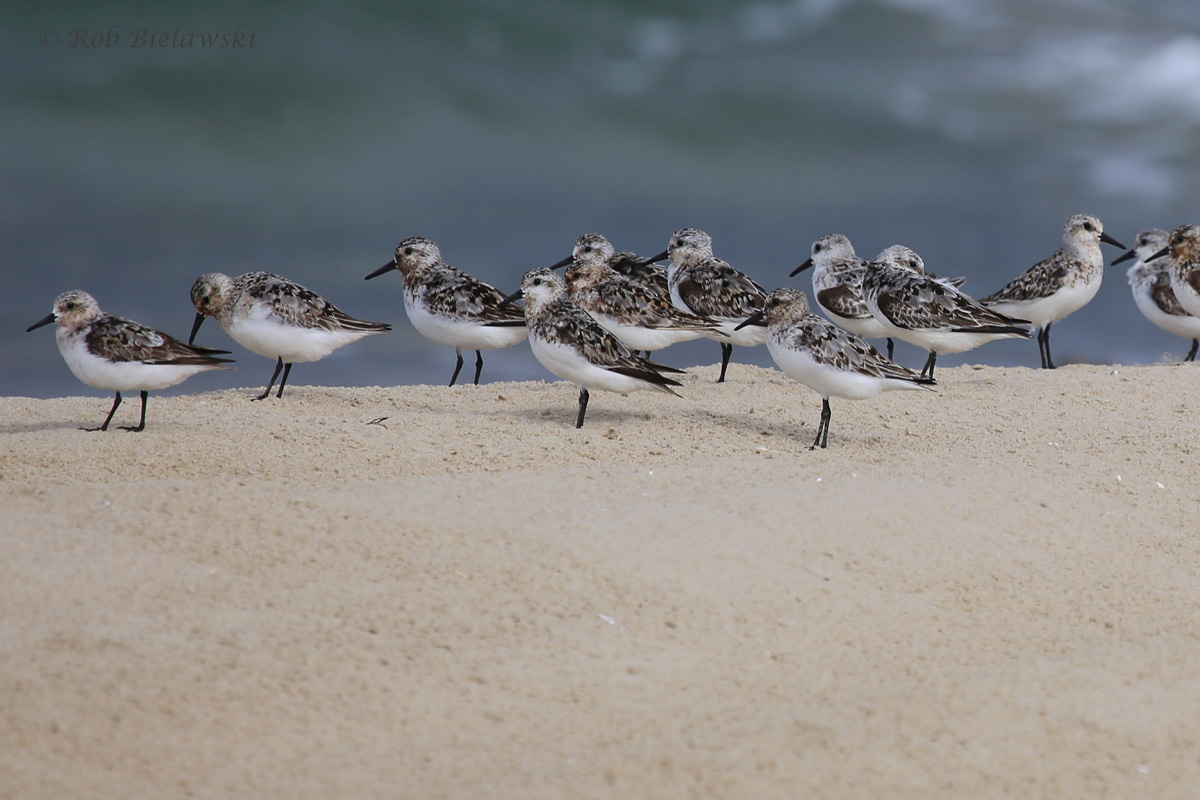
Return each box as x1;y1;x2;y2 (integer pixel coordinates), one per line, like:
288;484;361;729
5;1;1200;397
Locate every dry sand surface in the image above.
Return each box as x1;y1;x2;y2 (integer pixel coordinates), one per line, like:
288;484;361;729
3;362;1200;798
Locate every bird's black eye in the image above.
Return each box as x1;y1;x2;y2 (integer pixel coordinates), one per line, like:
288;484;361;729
813;244;823;254
404;247;413;256
909;259;919;269
65;302;76;310
1084;222;1094;232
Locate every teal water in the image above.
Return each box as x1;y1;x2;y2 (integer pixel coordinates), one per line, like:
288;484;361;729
5;1;1200;397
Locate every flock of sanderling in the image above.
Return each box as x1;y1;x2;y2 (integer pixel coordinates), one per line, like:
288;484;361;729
26;218;1200;447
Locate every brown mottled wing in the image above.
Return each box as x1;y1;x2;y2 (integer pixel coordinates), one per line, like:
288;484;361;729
675;259;767;319
815;285;873;322
981;251;1069;304
415;265;527;326
531;299;634;365
531;299;683;389
878;272;1027;332
587;278;716;329
1152;272;1190;316
88;314;233;365
1188;267;1200;298
249;273;391;332
793;319;930;383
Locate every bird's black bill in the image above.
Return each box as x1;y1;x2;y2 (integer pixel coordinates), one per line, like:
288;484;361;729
364;259;397;280
188;312;207;345
734;310;767;331
1100;232;1126;249
1149;246;1170;261
498;289;524;309
26;313;55;332
643;249;669;264
548;254;573;270
789;258;814;278
1110;248;1137;266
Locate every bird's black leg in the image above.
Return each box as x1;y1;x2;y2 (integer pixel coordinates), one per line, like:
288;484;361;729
449;348;465;387
810;397;832;450
86;391;122;431
717;342;734;383
821;398;831;449
275;362;293;398
1040;323;1055;369
254;357;285;401
119;390;149;432
886;338;895;360
472;350;484;385
919;351;937;380
575;387;590;429
1188;339;1199;363
644;351;653;361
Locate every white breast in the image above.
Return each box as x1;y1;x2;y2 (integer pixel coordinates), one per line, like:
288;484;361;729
404;294;527;351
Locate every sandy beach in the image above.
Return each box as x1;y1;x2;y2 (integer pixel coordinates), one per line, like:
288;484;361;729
4;361;1200;798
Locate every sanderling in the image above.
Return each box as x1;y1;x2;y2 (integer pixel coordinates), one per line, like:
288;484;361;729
556;233;724;357
1161;224;1200;316
508;268;683;428
366;236;527;386
643;228;767;383
27;290;233;431
981;214;1125;369
190;272;390;400
736;287;934;449
1115;228;1200;362
549;232;670;296
862;245;1030;379
791;233;896;359
1150;224;1200;340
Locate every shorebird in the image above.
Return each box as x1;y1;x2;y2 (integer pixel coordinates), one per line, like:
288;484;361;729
862;245;1030;379
555;233;724;358
508;268;683;428
1152;224;1200;318
737;287;934;449
644;228;767;383
1116;228;1200;362
189;272;389;400
28;290;232;431
980;214;1125;369
549;233;670;297
791;233;896;359
366;237;526;386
